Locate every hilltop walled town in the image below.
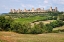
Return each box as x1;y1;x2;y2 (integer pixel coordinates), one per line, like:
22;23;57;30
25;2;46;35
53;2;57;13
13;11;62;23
10;7;58;13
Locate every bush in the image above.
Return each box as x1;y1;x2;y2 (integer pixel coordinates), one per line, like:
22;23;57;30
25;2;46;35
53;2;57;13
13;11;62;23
59;15;64;21
48;16;53;20
38;22;44;28
59;29;64;32
31;27;43;34
21;23;31;34
53;16;57;20
52;29;64;33
52;30;59;33
10;22;31;34
30;23;53;34
45;24;53;33
50;20;64;28
0;16;13;31
10;22;22;33
31;23;43;34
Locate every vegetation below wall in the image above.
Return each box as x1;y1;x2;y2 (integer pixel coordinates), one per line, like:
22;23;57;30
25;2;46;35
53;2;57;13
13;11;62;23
0;16;64;34
2;11;63;18
0;11;64;34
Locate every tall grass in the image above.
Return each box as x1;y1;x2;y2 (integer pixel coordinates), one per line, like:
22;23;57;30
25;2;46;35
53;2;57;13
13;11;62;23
0;32;64;42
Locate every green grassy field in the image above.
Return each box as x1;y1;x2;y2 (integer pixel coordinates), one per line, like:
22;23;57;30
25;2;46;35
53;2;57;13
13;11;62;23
0;31;64;42
14;16;47;24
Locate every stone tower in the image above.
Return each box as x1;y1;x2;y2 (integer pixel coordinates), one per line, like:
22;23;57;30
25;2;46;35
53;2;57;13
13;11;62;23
13;9;16;13
24;8;27;12
50;7;52;11
10;9;13;13
17;9;21;13
55;7;57;11
36;8;41;12
32;8;34;12
42;8;45;12
43;8;44;11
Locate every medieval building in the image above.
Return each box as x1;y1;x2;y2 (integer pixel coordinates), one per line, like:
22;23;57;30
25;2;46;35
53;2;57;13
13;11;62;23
10;7;58;13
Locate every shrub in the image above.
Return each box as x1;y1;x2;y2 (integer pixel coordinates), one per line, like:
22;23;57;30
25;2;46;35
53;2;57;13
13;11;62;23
50;20;64;28
53;16;57;20
59;15;64;21
10;22;22;33
31;27;43;34
45;24;53;33
48;16;53;20
0;16;13;31
10;22;31;34
31;23;43;34
38;22;44;28
21;23;31;34
52;30;59;33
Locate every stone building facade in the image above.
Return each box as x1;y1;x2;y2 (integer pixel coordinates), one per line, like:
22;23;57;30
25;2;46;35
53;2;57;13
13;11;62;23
10;7;58;13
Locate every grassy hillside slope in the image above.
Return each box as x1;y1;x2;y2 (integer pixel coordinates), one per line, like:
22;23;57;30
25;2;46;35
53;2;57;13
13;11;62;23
0;31;64;42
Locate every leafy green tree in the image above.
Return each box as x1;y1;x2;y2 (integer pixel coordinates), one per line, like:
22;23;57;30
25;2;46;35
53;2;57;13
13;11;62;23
22;23;31;34
59;15;64;21
0;16;13;31
48;16;53;20
38;22;44;28
10;22;32;34
45;24;53;32
10;22;22;33
53;16;57;20
50;20;64;28
31;23;43;34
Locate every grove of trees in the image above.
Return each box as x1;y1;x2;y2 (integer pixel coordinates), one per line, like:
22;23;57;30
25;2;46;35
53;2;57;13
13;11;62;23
0;16;64;34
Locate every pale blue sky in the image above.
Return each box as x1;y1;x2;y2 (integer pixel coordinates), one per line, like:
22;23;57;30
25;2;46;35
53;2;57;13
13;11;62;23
0;0;64;13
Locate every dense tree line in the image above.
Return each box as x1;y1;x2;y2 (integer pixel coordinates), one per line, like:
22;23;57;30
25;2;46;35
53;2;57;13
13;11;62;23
50;20;64;28
10;22;53;34
0;16;64;34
